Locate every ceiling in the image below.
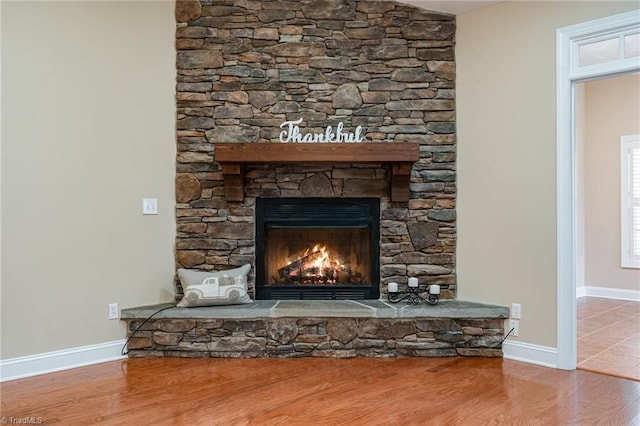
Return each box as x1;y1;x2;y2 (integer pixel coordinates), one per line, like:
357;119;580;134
396;1;502;15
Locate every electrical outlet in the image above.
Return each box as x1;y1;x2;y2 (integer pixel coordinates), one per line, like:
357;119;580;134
108;303;119;320
511;303;521;319
509;319;519;337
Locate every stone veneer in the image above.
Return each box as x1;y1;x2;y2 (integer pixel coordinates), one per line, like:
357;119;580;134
175;0;457;298
122;301;507;358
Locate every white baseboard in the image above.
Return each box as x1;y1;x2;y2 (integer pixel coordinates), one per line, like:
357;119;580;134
0;339;563;378
0;340;127;382
578;286;640;301
504;286;638;368
502;341;558;369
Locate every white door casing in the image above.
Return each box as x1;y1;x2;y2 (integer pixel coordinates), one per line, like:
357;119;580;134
556;10;640;370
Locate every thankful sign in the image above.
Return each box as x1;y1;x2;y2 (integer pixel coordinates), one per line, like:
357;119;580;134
279;118;365;143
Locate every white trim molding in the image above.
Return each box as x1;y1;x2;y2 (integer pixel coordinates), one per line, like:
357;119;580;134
556;10;640;371
557;17;578;372
0;340;127;382
579;286;640;301
503;341;558;369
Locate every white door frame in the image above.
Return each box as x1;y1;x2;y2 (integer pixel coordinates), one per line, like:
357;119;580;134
556;10;640;370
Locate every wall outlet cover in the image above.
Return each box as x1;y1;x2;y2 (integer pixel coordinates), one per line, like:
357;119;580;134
108;303;119;320
509;319;519;337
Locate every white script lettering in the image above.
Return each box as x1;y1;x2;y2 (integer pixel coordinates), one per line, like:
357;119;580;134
279;118;364;143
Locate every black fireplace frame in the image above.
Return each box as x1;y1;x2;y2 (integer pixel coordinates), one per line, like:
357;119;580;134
255;198;380;300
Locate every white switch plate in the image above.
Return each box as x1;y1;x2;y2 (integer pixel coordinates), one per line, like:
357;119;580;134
511;303;521;319
142;198;158;215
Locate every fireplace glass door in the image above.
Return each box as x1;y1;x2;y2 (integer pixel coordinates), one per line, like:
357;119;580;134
255;198;380;300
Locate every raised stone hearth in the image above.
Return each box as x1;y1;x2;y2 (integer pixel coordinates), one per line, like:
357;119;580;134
122;301;508;358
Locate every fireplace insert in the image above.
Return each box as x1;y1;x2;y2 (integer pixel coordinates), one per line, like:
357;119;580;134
255;198;380;300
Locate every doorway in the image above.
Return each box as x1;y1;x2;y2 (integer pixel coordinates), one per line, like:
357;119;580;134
575;74;640;380
557;10;640;371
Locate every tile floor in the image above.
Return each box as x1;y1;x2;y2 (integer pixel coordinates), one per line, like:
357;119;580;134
577;297;640;381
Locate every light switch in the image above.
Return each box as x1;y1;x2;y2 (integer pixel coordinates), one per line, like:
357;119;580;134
142;198;158;215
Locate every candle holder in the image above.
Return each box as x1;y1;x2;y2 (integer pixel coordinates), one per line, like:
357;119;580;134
387;283;440;305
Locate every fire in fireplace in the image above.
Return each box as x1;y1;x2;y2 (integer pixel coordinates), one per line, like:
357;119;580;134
271;237;367;286
255;198;380;300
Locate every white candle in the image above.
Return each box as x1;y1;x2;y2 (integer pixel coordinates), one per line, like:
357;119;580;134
388;282;398;293
429;284;441;295
408;277;419;288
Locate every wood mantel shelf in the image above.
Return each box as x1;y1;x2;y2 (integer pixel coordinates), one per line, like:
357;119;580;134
215;142;420;202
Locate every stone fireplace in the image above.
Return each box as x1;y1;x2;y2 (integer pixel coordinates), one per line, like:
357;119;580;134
175;0;458;301
120;0;508;359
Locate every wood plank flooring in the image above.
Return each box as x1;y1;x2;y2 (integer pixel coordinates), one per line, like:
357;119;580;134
578;297;640;381
2;357;639;425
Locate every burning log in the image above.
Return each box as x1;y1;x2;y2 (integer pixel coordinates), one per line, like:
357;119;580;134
278;250;324;281
336;269;351;283
350;271;363;283
275;244;362;285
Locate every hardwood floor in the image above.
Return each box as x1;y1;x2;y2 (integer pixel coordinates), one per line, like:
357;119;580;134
2;357;639;425
577;297;640;381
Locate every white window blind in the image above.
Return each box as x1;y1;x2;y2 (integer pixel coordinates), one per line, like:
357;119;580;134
621;134;640;268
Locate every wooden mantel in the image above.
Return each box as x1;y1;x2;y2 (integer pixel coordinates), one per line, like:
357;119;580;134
215;143;419;202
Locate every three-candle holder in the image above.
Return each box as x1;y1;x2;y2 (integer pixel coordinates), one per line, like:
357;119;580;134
387;278;440;305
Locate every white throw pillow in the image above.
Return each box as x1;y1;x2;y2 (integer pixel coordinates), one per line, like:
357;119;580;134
177;264;252;307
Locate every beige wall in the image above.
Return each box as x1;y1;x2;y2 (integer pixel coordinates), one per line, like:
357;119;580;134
584;74;640;291
456;1;639;347
1;1;176;359
2;0;639;361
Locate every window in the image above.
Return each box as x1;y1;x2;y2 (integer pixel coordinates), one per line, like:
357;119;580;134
579;37;619;67
575;30;640;73
621;134;640;268
624;33;640;59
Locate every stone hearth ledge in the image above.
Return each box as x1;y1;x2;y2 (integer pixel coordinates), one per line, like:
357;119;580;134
121;300;509;320
121;301;509;359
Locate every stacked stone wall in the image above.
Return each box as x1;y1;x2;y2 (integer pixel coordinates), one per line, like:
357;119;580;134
125;317;502;358
175;0;457;298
